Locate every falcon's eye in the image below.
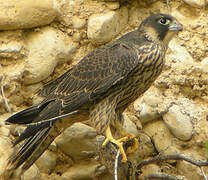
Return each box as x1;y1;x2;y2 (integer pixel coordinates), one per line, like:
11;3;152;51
158;17;170;25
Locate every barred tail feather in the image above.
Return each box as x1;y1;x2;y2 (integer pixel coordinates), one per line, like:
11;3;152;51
7;121;55;174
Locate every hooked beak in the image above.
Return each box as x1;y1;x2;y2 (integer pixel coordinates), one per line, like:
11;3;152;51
169;20;183;32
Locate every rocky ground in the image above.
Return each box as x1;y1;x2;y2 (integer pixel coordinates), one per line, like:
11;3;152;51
0;0;208;179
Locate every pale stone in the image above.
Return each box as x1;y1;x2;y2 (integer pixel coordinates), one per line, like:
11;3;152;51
0;113;13;127
55;123;97;162
168;38;194;63
201;57;208;73
182;0;207;7
144;121;180;155
106;2;120;10
0;127;10;137
61;162;98;180
0;137;12;177
23;164;40;180
0;42;24;60
140;164;161;179
201;57;208;66
72;16;86;29
72;32;82;42
123;113;139;136
87;7;128;44
22;164;41;180
176;151;208;180
133;91;166;124
48;141;57;152
142;95;163;108
0;0;58;30
163;105;193;141
23;27;78;84
136;103;160;124
35;150;57;174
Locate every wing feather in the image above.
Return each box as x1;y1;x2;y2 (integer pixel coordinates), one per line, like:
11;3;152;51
38;32;153;111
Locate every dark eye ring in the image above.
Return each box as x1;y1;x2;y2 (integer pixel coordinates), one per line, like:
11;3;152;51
158;17;170;25
159;18;166;24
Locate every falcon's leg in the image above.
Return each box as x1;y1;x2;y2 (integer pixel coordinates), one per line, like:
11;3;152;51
102;125;127;162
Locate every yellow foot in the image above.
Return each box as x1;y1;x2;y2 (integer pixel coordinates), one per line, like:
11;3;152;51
117;134;138;156
102;126;131;163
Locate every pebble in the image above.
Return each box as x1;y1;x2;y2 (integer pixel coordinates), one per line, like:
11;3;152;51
87;7;128;44
55;123;97;162
133;92;166;124
23;164;40;180
0;0;58;30
168;38;194;64
176;151;207;180
0;42;23;59
0;127;10;137
129;133;154;162
23;27;77;84
182;0;207;7
163;104;193;141
35;150;57;174
123;113;139;136
136;103;160;124
201;57;208;73
106;2;120;10
0;136;12;177
72;16;86;29
61;162;98;180
144;121;180;155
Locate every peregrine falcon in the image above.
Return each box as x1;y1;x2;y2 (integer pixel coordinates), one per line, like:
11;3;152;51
5;13;182;175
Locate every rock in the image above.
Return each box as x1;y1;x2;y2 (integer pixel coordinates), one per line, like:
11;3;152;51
168;38;194;64
23;164;40;180
23;27;78;84
35;150;57;174
140;164;161;179
48;141;57;152
72;32;82;42
61;162;98;180
135;103;160;124
0;41;24;60
122;113;139;136
0;0;58;30
182;0;207;7
201;57;208;73
0;127;10;137
0;113;13;127
87;7;128;44
106;2;120;10
55;123;97;162
133;89;169;124
128;133;154;163
0;136;12;177
163;104;193;141
72;16;86;29
144;121;180;155
176;151;208;180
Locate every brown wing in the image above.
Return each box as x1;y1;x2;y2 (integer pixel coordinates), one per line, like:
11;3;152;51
38;33;152;113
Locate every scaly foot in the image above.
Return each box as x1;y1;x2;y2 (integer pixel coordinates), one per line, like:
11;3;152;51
102;126;129;162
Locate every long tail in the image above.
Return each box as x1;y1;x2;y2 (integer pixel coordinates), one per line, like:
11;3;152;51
7;121;55;173
5;101;65;175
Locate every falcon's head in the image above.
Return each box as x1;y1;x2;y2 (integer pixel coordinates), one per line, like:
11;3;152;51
139;14;183;45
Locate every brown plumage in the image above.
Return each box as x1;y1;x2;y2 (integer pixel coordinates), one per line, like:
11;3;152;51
5;13;182;175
